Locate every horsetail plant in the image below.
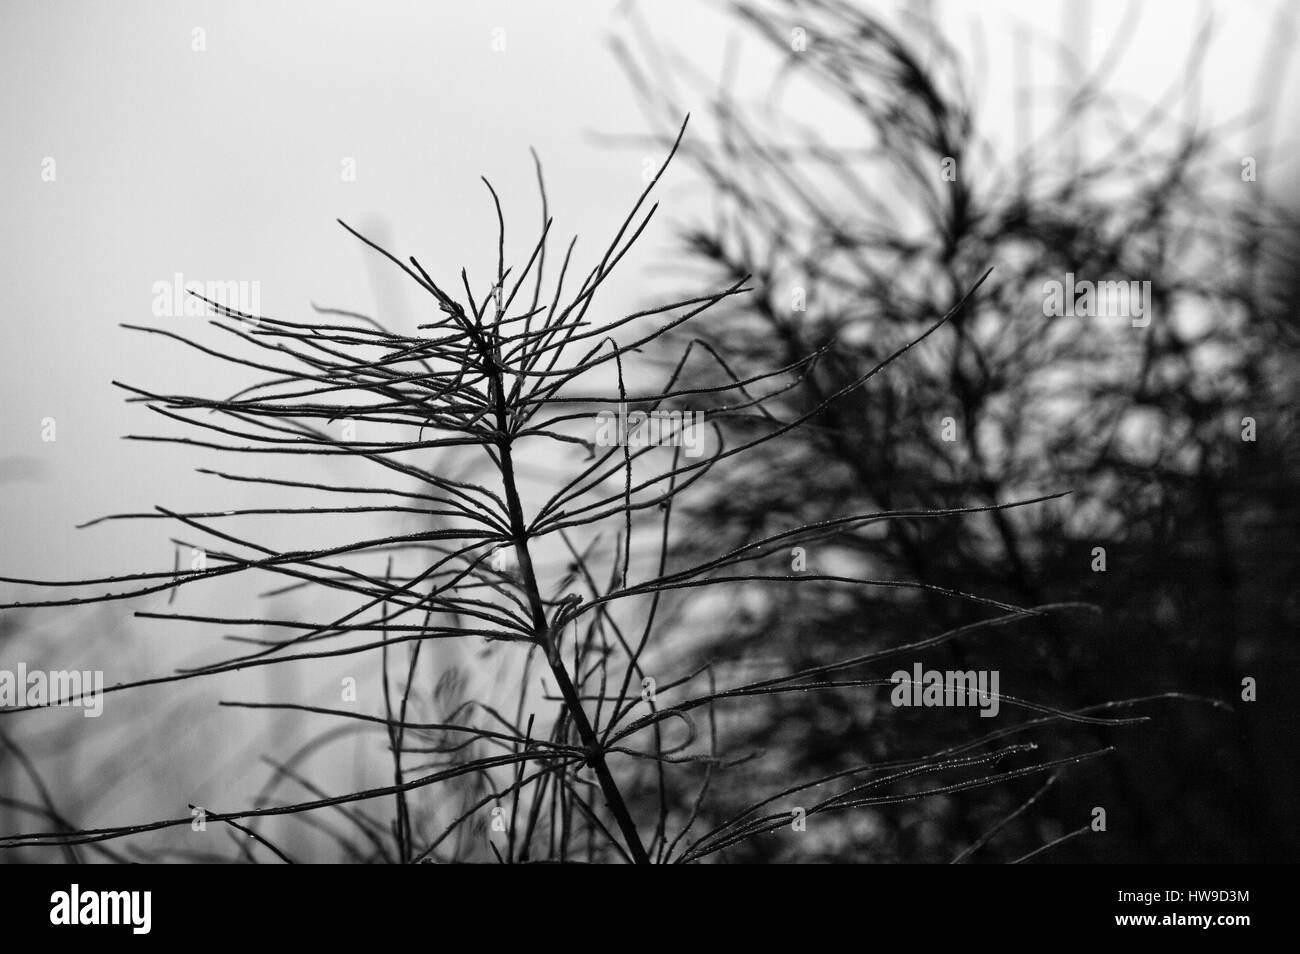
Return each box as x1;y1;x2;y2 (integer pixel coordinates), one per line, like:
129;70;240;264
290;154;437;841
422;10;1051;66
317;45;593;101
0;118;1138;864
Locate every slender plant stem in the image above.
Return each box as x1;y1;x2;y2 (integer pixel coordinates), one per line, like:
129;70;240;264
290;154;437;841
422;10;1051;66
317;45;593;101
486;352;650;864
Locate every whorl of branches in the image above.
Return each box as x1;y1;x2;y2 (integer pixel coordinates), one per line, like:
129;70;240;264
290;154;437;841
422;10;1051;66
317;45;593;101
0;116;1149;864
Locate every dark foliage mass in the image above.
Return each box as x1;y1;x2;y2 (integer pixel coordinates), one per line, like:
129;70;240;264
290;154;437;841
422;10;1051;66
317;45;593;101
613;0;1300;862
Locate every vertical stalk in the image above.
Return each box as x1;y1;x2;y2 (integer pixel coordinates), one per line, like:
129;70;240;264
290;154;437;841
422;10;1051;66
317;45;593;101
484;350;650;864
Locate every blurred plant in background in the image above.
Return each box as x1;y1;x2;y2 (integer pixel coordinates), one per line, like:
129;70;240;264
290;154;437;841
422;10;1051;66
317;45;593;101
610;0;1300;861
